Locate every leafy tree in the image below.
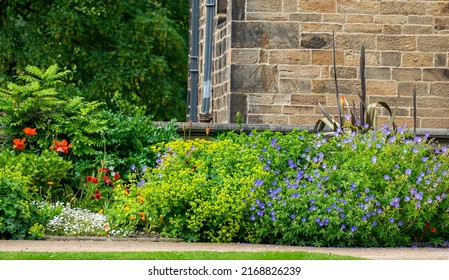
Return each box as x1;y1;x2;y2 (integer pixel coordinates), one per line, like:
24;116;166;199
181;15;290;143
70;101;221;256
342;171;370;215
0;0;188;120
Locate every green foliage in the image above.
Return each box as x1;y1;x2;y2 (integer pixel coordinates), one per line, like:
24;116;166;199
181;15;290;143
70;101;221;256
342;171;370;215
104;177;147;237
0;168;37;239
0;64;107;156
0;149;73;200
141;138;271;242
1;1;188;120
100;111;179;173
0;64;69;133
27;223;45;239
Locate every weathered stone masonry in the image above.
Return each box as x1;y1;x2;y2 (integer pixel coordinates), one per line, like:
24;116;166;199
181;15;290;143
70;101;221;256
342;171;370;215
190;0;449;129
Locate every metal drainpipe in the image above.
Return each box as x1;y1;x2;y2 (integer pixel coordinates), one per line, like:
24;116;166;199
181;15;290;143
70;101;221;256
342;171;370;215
200;0;215;120
188;0;199;122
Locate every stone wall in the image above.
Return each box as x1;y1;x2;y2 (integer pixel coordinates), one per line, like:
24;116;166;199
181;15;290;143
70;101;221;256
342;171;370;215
193;0;449;129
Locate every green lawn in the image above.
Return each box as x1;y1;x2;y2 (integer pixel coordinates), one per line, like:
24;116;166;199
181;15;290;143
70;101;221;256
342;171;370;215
0;251;364;260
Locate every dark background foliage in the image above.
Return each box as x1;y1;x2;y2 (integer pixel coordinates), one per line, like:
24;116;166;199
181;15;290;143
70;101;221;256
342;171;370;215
0;0;189;120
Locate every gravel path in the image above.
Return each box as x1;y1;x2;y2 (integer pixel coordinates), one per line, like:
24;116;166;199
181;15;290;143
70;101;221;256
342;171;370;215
1;239;449;260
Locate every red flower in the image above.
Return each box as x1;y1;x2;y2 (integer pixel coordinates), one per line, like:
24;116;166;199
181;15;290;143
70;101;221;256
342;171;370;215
12;138;26;150
98;167;109;175
91;189;101;200
425;222;431;227
113;173;120;180
50;139;72;154
431;227;437;233
103;175;112;185
86;176;99;184
23;127;37;136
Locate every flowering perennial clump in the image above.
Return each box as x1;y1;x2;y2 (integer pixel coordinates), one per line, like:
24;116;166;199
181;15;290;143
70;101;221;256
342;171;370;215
243;128;449;247
46;204;110;236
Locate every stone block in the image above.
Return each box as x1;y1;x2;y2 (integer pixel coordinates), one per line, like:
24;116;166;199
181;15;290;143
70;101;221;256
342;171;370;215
422;68;449;82
365;67;392;80
248;93;291;105
268;50;311;64
282;105;315;115
312;50;344;65
402;25;435;35
397;82;429;97
434;17;449;31
374;15;407;24
369;96;412;107
232;22;300;49
232;0;245;20
290;115;324;126
335;34;376;50
279;65;321;79
381;52;401;67
402;52;433;67
366;81;397;95
417;36;449;52
331;66;358;79
231;49;260;64
414;108;448;118
291;94;327;105
427;2;449;16
377;35;417;51
421;118;449;129
322;14;346;23
283;0;299;12
230;93;248;123
301;23;343;33
346;15;374;23
246;13;289;21
230;64;278;93
288;13;322;22
383;25;402;35
337;0;379;14
408;16;435;25
430;82;449;97
299;0;336;13
392;68;422;81
417;97;448;108
247;0;282;12
311;79;335;95
249;104;283;114
301;33;332;49
345;50;380;66
344;24;383;33
379;1;426;15
279;79;312;93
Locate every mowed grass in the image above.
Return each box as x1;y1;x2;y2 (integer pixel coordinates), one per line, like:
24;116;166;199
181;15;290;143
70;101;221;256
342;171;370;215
0;251;364;260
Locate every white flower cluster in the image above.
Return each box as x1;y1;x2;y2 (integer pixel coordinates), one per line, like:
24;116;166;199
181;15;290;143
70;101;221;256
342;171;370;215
46;204;109;236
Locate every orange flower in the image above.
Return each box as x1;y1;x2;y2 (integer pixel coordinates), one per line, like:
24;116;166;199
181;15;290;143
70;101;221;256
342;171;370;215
340;95;346;107
13;138;26;150
138;195;144;204
50;139;72;154
129;216;136;221
206;126;210;135
138;212;146;222
23;127;37;136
